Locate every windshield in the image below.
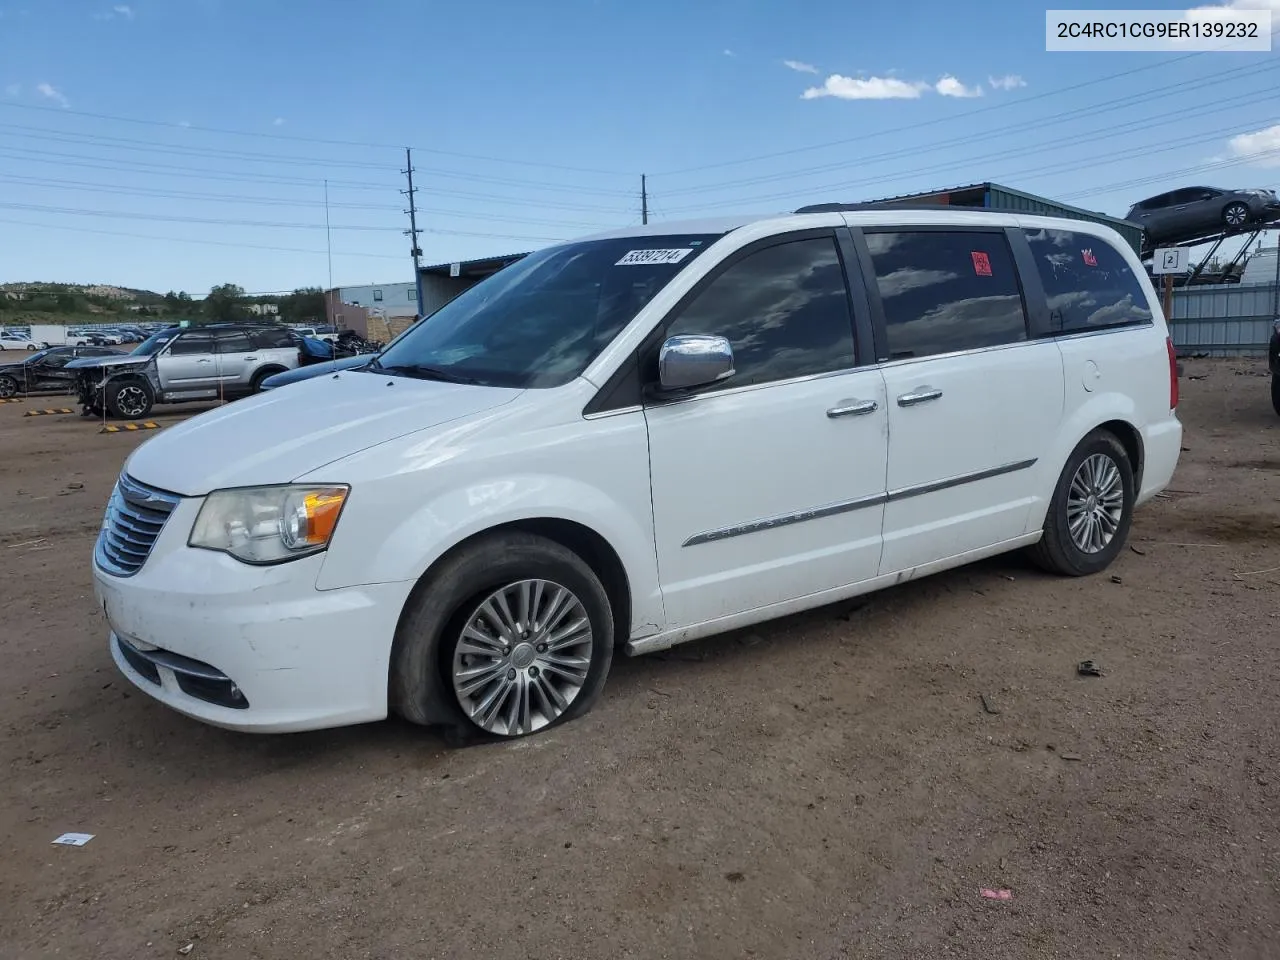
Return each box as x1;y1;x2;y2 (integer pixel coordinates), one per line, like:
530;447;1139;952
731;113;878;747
371;233;722;388
131;330;180;357
24;349;50;363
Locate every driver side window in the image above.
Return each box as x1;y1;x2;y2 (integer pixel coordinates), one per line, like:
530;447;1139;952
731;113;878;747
664;235;857;390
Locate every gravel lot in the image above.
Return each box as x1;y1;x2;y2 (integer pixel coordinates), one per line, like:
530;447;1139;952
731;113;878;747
1;358;1277;960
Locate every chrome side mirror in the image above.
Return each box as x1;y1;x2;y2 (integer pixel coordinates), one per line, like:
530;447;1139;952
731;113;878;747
657;335;735;391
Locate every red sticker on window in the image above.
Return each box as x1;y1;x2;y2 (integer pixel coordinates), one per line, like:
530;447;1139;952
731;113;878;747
971;251;992;276
1082;248;1098;267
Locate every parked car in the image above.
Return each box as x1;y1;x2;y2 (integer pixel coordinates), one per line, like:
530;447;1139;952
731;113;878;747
0;345;121;398
66;323;302;419
93;209;1181;739
0;331;38;351
1125;186;1280;247
1269;318;1280;416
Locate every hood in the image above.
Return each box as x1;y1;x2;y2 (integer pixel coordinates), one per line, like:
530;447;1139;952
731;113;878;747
124;369;523;496
65;354;149;371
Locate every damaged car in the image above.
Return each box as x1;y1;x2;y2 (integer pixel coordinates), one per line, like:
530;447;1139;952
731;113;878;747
66;323;303;419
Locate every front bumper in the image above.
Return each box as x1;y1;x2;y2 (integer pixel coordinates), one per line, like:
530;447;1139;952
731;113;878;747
96;497;416;733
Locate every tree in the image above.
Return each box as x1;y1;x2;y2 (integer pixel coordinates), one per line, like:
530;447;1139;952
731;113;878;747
204;283;246;323
55;293;77;312
279;287;325;324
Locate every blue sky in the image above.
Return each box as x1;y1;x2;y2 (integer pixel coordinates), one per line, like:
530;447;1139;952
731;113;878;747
0;0;1277;294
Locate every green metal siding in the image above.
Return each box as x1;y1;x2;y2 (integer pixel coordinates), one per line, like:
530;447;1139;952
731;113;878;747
869;182;1144;255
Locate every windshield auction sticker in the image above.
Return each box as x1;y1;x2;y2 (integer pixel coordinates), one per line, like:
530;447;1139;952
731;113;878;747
616;249;695;266
1046;9;1271;51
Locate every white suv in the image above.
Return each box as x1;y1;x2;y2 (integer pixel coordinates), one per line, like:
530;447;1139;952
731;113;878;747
95;209;1182;739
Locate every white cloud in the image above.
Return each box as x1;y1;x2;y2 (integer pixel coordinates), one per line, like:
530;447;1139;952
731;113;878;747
1228;123;1280;167
36;82;68;108
1190;0;1280;13
178;119;191;127
802;74;929;100
272;117;286;127
988;74;1026;91
935;75;983;98
722;48;737;57
783;59;818;74
3;83;19;98
113;4;134;16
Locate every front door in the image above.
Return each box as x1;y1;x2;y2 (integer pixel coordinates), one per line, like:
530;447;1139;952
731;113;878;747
644;232;889;630
156;333;218;391
859;227;1065;575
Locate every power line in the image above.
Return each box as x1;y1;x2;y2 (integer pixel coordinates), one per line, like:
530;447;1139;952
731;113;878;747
1057;148;1280;201
0;201;401;232
655;47;1229;176
657;59;1280;197
0;99;633;176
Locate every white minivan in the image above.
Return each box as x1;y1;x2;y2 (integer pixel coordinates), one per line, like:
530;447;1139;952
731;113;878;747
96;209;1182;739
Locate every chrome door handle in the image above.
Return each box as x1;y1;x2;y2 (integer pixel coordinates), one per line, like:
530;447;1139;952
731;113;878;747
195;358;212;363
897;387;942;407
243;356;257;361
827;399;878;418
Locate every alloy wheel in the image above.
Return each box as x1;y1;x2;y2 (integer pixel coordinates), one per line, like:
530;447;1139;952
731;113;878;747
1224;203;1249;227
115;385;148;418
1066;453;1125;554
451;579;594;737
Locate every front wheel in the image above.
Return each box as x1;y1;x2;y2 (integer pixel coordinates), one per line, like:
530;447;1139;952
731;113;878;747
1223;202;1250;229
1272;375;1280;417
26;343;36;351
1028;430;1135;577
391;531;614;739
105;377;154;420
0;375;17;399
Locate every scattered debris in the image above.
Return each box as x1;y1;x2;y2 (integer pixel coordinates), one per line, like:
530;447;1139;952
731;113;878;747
724;871;745;883
1110;575;1123;585
1188;374;1209;381
980;888;1013;900
178;944;194;956
1002;575;1016;582
1234;564;1280;580
838;601;869;621
51;833;94;846
979;693;1002;716
6;538;46;549
1130;545;1146;556
1077;660;1103;677
1061;754;1083;762
67;482;83;490
648;687;671;698
999;858;1008;871
737;634;766;648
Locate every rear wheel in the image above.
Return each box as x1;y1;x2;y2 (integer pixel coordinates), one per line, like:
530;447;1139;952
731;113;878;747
1028;430;1135;577
391;531;614;739
1223;202;1250;229
105;376;153;420
250;367;285;393
0;375;16;399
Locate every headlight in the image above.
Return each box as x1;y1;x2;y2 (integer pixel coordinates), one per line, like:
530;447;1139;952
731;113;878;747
189;484;349;564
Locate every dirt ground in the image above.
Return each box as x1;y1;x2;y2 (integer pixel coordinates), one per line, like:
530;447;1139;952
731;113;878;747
1;358;1277;960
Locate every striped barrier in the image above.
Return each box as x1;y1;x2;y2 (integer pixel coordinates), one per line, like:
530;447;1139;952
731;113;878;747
23;408;74;417
0;397;24;404
100;422;162;434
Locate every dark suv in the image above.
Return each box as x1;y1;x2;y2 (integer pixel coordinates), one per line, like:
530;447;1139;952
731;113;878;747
0;345;121;399
1269;318;1280;416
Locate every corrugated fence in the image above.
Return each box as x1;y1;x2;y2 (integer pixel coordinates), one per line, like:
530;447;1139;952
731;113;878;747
1168;281;1278;356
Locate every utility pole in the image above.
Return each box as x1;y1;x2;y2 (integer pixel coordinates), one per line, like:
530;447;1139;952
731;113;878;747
641;174;649;225
324;180;335;328
402;148;425;320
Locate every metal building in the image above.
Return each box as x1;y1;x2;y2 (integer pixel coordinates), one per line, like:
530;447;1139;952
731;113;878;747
863;182;1144;254
418;252;529;317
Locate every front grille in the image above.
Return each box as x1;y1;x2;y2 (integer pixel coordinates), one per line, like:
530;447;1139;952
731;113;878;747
95;474;181;577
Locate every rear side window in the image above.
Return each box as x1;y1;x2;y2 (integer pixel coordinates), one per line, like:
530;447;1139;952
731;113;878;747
215;333;254;353
252;327;297;349
1022;229;1153;333
865;231;1028;361
664;235;856;389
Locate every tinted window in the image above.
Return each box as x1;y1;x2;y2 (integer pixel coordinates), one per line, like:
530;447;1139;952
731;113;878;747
866;231;1027;360
42;353;72;368
664;236;855;389
167;334;214;356
1023;229;1153;333
215;333;254;353
374;233;720;388
252;327;297;349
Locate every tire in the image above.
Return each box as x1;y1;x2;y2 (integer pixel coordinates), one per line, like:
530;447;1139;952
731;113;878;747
26;343;36;351
391;531;615;739
0;375;16;399
1028;429;1135;577
1272;375;1280;417
1223;202;1250;229
104;376;153;420
250;367;284;393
